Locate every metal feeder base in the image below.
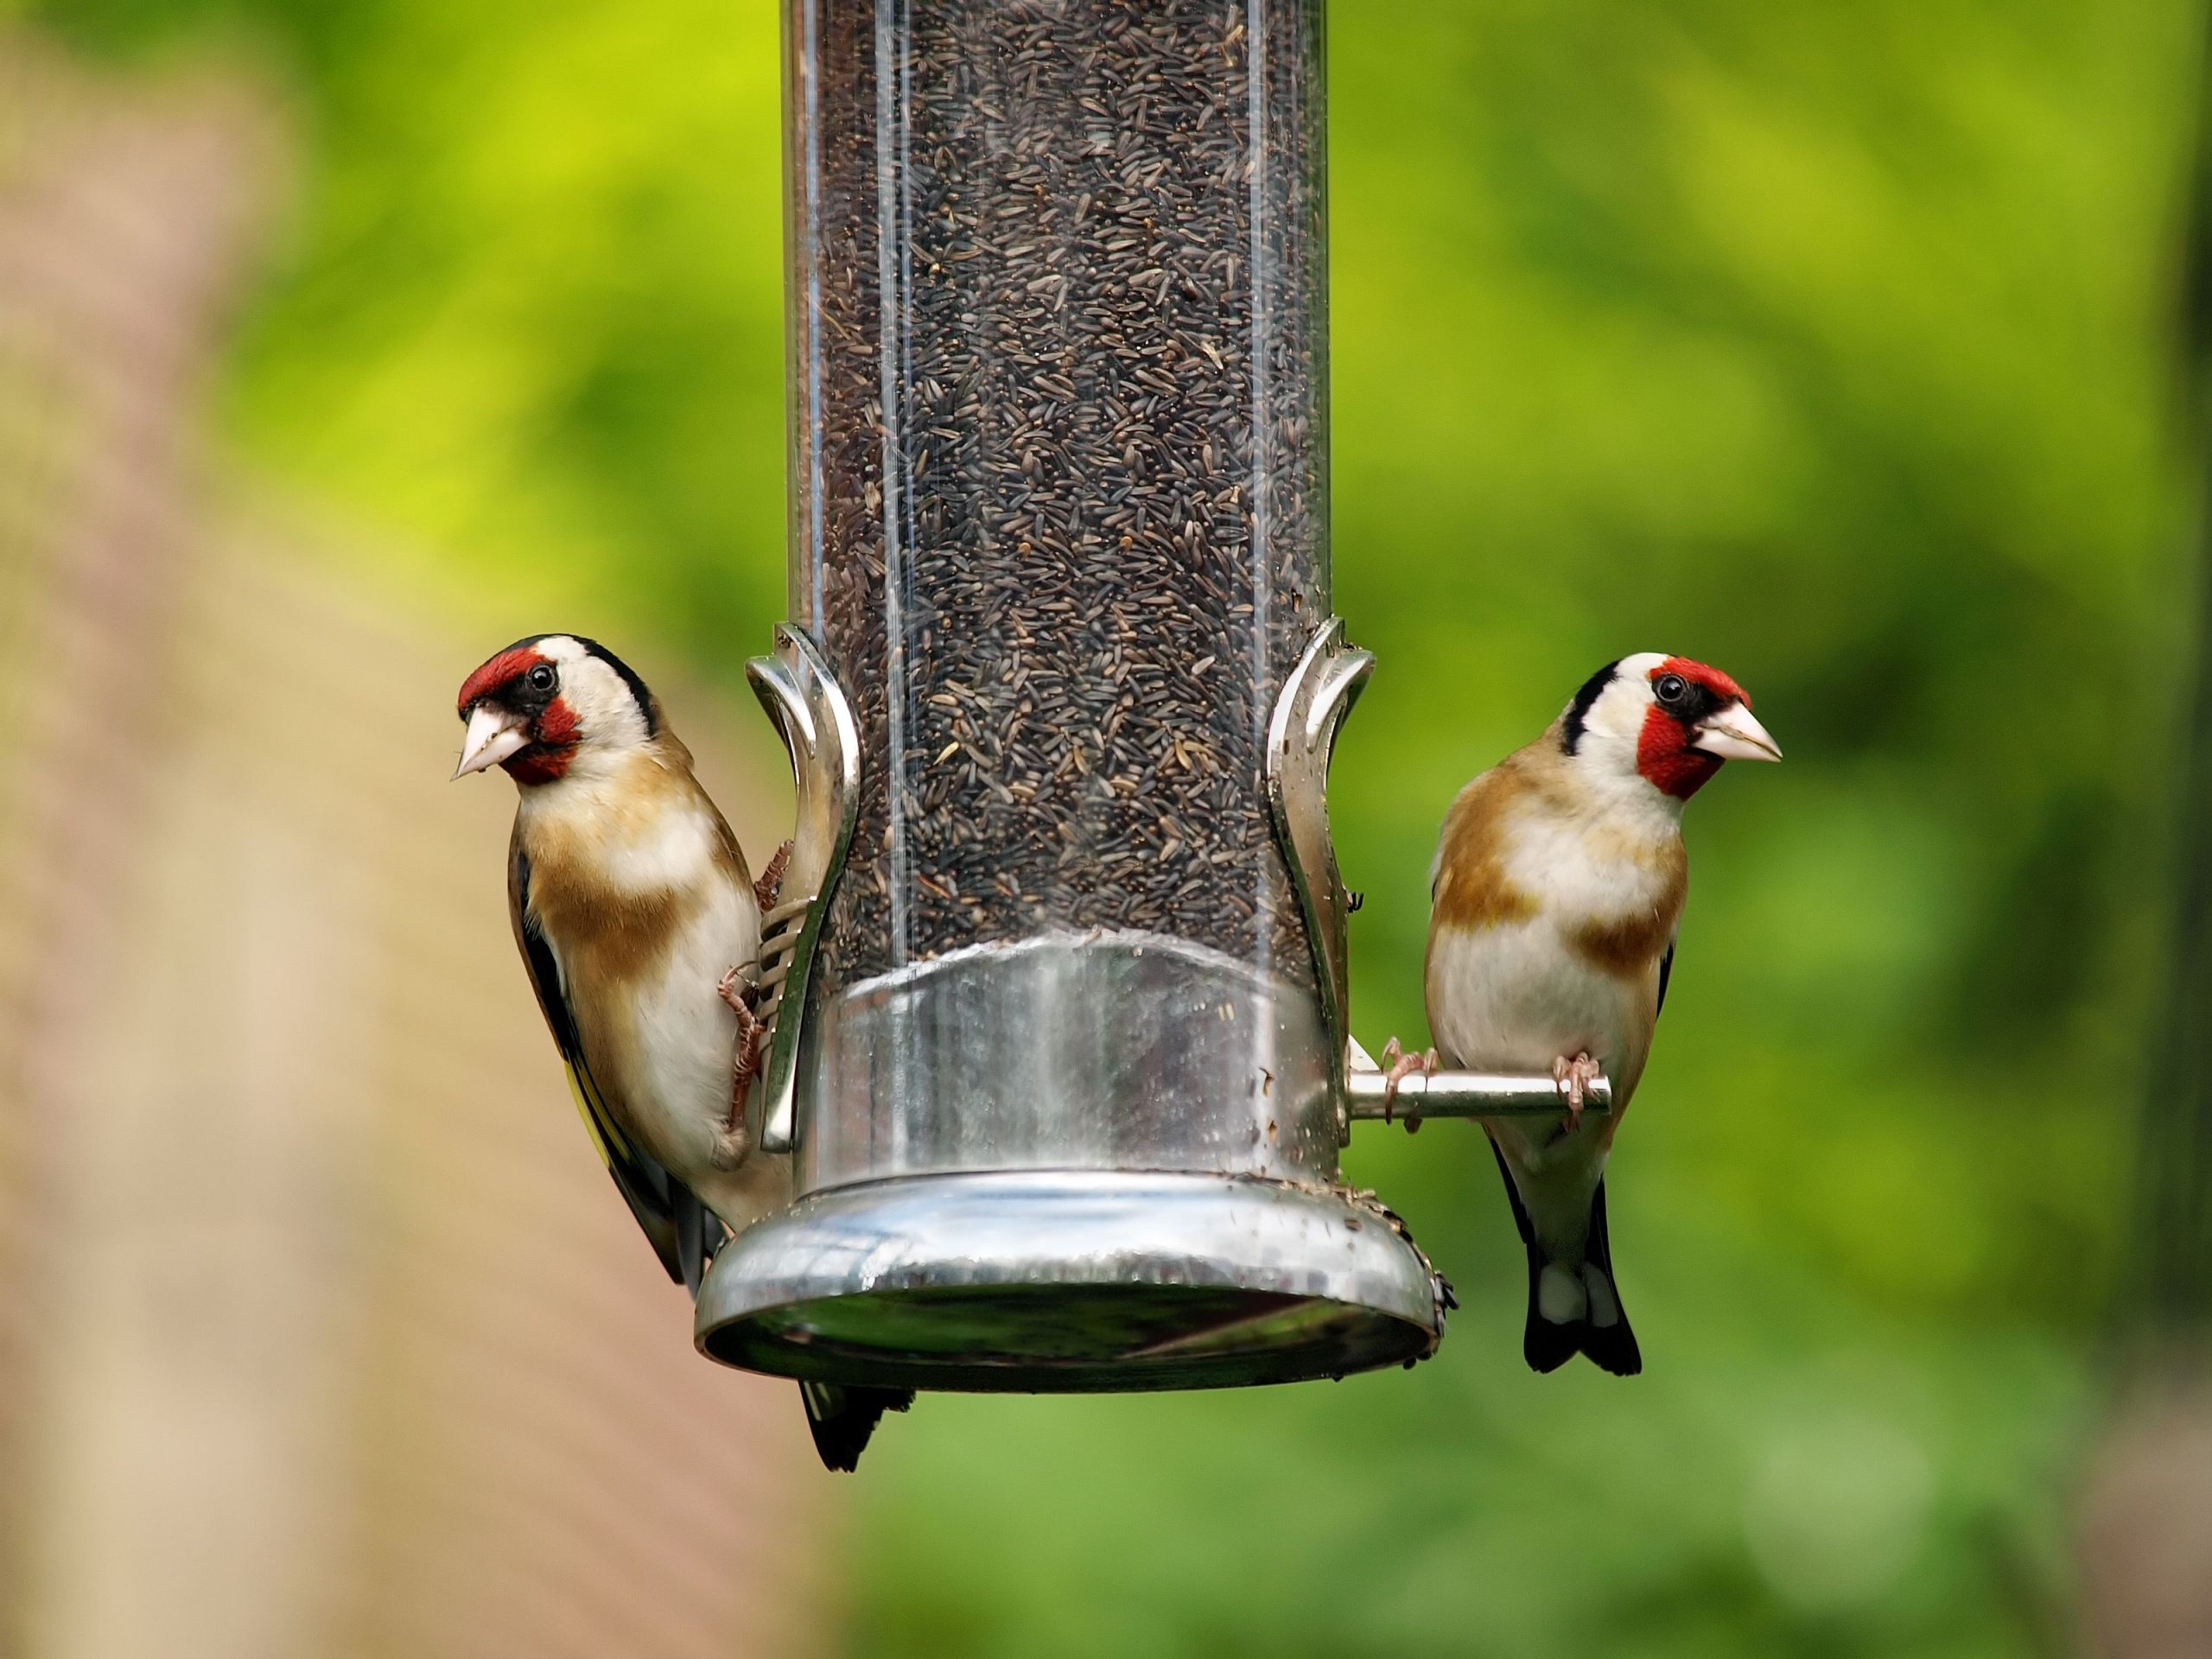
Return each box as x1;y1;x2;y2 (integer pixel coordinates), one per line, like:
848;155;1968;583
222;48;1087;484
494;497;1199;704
694;1171;1443;1393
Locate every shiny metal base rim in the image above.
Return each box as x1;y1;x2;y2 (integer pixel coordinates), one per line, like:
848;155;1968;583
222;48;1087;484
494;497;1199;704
694;1170;1444;1393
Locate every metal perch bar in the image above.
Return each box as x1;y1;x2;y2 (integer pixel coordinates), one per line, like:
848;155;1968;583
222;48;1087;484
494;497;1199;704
1344;1039;1612;1122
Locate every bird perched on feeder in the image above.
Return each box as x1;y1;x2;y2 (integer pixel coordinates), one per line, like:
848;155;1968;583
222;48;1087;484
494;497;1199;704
454;632;910;1471
1383;653;1779;1376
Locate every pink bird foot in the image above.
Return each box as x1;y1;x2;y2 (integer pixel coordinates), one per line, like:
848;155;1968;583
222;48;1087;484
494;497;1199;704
1553;1052;1602;1127
1379;1037;1440;1128
753;839;795;912
718;965;770;1132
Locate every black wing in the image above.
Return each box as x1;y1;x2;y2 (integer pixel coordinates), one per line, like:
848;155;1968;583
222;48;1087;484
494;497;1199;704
510;841;725;1294
1655;938;1675;1021
800;1382;915;1472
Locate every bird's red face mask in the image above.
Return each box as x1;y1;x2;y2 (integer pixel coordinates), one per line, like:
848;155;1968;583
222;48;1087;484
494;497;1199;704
1635;658;1781;799
454;645;581;785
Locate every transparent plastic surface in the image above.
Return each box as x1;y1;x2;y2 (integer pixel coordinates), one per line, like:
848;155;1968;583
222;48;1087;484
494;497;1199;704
700;0;1450;1389
785;0;1329;998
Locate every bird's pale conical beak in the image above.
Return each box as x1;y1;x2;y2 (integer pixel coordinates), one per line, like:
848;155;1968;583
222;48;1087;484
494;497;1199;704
454;703;530;779
1691;702;1783;762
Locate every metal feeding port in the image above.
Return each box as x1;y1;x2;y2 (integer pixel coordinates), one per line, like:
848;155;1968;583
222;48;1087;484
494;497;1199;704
694;0;1597;1392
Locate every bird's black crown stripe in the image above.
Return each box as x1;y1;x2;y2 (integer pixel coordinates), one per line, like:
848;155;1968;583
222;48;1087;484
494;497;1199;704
1560;658;1622;755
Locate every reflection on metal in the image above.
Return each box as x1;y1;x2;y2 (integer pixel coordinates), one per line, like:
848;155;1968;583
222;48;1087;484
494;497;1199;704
1342;1037;1613;1123
1265;617;1373;1135
699;925;1452;1382
696;1170;1440;1391
797;933;1338;1193
743;624;859;1154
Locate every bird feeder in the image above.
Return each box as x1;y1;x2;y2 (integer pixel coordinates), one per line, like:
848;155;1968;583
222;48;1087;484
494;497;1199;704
696;0;1605;1391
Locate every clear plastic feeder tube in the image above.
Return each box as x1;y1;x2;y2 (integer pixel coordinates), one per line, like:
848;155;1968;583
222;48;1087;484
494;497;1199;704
785;0;1334;1189
696;0;1443;1393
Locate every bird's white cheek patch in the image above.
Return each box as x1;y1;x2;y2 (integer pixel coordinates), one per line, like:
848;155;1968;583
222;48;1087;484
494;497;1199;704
1537;1265;1588;1325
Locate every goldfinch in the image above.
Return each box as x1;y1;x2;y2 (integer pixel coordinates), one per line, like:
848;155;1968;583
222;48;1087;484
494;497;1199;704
1402;654;1779;1376
455;633;910;1470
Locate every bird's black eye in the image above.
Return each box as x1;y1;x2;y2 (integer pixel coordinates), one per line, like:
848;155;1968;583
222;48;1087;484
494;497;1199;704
1655;672;1688;706
526;663;557;695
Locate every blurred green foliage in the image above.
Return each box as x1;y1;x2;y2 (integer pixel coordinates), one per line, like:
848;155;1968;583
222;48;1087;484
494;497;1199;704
20;0;2202;1650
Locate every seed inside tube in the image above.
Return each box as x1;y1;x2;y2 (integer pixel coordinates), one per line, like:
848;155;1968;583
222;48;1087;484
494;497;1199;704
794;1;1328;994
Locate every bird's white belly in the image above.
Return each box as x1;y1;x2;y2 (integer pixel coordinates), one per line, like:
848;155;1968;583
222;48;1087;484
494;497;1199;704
1427;917;1648;1201
608;883;767;1211
1427;919;1649;1096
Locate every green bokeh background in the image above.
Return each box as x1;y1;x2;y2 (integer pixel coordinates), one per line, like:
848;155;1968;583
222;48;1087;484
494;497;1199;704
25;0;2201;1650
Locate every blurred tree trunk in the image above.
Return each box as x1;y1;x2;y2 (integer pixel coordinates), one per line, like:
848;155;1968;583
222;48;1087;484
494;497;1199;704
2076;19;2212;1658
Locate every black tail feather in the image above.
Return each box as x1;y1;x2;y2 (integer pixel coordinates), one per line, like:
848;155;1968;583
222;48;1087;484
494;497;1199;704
1522;1299;1583;1373
1575;1180;1642;1376
799;1381;914;1472
1488;1140;1642;1377
671;1187;727;1300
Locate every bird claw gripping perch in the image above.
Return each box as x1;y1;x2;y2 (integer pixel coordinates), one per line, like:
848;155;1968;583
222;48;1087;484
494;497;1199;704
1553;1052;1602;1126
753;839;794;913
1376;1038;1439;1128
715;965;770;1122
714;835;797;1134
742;626;861;1155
